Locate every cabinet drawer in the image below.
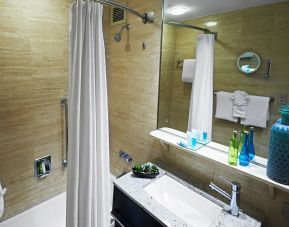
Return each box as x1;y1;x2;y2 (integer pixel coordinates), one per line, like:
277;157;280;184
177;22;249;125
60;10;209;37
112;185;163;227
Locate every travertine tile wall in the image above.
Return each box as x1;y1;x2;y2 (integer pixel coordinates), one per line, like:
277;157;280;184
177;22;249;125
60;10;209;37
0;0;69;221
103;0;163;176
158;24;176;128
161;2;289;158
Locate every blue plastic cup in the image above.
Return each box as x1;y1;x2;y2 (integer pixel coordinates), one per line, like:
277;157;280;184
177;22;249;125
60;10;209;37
191;137;197;147
203;132;208;141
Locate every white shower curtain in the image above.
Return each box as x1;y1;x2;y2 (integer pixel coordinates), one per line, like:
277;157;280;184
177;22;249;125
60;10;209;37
188;34;215;139
67;1;110;227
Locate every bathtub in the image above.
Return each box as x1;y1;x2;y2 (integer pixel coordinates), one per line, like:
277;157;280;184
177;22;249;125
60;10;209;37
0;192;66;227
0;175;116;227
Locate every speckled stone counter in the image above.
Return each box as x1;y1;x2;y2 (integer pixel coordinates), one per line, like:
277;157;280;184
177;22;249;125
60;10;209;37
113;164;262;227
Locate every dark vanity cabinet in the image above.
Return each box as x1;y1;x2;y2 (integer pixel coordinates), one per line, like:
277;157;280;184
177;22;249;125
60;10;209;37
112;185;163;227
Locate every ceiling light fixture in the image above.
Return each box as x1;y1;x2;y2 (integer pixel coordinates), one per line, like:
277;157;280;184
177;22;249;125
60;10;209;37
168;6;189;16
205;21;217;27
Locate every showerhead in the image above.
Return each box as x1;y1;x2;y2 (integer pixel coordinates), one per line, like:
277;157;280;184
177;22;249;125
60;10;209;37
114;23;131;42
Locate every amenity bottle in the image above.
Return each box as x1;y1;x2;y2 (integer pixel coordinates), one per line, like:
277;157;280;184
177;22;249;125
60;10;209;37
239;131;250;166
248;127;255;161
228;131;238;166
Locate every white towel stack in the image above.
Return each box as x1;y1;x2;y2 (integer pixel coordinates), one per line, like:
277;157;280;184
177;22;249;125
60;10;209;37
215;91;238;122
215;91;270;128
182;59;196;83
241;95;270;128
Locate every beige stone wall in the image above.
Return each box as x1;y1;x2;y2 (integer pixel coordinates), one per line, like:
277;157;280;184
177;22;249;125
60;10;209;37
0;0;163;221
103;0;163;176
159;2;289;158
158;24;176;128
0;0;69;221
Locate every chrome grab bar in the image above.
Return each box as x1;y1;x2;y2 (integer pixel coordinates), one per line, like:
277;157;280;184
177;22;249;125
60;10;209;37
60;97;68;168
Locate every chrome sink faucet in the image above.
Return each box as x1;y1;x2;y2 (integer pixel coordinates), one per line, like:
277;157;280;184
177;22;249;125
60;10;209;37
209;176;241;216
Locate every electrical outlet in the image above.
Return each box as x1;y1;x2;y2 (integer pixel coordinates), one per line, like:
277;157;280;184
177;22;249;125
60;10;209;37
119;150;132;163
279;93;288;105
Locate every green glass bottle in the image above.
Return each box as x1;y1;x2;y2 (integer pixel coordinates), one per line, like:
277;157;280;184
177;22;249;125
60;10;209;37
238;125;246;153
228;131;238;166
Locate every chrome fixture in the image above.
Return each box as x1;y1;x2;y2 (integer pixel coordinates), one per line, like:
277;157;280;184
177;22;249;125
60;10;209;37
164;19;218;39
114;23;131;42
176;59;184;67
60;97;68;168
119;150;132;163
209;176;241;216
94;0;154;24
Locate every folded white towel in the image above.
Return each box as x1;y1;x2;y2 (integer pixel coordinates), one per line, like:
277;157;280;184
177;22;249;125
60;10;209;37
182;59;196;83
215;91;238;122
241;95;270;128
232;91;249;118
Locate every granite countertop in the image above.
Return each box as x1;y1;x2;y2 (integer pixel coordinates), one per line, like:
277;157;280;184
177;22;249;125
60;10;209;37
113;163;262;227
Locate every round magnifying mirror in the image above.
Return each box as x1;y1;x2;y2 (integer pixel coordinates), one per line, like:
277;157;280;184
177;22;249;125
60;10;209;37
237;51;261;75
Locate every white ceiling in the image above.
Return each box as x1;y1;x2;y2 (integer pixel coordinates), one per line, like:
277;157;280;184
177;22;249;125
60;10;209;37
164;0;288;21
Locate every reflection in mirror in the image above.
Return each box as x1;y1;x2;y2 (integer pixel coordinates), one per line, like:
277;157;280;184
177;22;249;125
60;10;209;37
237;52;261;74
158;0;289;158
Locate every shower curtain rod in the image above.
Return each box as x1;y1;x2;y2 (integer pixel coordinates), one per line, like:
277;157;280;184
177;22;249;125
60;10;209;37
164;20;218;38
93;0;154;24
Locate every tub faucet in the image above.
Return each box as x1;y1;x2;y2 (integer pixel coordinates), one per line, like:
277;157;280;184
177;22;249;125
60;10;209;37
209;176;241;216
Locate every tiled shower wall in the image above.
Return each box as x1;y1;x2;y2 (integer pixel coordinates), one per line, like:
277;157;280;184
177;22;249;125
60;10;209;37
103;0;163;176
0;0;69;221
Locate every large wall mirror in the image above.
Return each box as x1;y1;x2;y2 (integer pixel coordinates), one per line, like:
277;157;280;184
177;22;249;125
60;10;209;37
158;0;289;158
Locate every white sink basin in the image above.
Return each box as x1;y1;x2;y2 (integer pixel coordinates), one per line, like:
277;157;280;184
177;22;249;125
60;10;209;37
144;175;222;227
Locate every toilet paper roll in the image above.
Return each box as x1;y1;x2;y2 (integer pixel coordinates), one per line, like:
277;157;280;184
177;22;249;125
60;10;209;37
0;182;7;219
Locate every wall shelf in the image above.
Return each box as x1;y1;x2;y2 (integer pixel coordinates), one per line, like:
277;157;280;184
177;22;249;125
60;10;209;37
150;127;289;194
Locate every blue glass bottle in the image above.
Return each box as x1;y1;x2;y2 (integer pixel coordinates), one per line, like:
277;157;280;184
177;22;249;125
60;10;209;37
248;127;255;161
239;131;250;166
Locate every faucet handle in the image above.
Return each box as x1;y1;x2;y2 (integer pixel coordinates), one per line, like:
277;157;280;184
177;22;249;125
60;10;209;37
219;176;241;192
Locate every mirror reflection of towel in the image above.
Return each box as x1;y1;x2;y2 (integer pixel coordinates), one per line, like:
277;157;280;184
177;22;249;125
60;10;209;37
215;91;238;122
0;182;7;218
232;91;249;118
182;59;196;83
241;95;270;128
